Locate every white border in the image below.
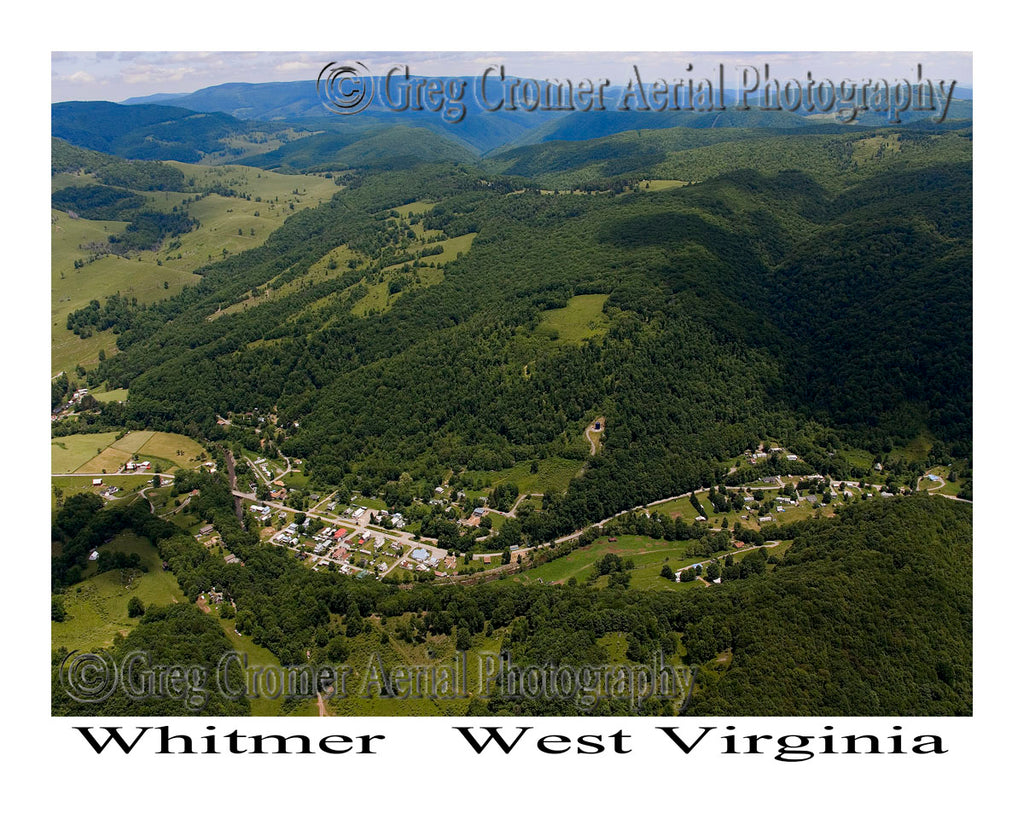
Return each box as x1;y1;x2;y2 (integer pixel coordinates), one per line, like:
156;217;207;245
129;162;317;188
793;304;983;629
6;1;1012;814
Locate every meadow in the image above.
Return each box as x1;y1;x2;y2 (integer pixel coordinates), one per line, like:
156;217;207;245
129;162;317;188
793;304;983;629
51;474;151;511
52;430;207;474
52;533;183;653
462;455;584;496
534;293;610;344
51;163;338;376
514;534;704;590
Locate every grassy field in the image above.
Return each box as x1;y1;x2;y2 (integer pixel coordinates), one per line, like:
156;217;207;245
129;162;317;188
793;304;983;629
838;446;877;471
51;210;199;376
51;475;151;511
647;491;712;521
51;431;121;472
514;534;704;590
638;179;687;191
89;386;129;403
51;164;338;376
350;265;445;316
391;200;436;218
350;232;475;317
462;456;584;496
214;243;363;319
57;430;207;474
210;612;291;716
534;294;610;344
52;534;183;653
349;494;389;512
891;433;935;464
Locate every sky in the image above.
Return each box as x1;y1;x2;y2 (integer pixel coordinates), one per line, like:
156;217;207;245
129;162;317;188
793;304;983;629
51;51;973;103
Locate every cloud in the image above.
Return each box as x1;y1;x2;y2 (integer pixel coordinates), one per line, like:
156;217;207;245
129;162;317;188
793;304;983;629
274;60;322;74
65;71;99;85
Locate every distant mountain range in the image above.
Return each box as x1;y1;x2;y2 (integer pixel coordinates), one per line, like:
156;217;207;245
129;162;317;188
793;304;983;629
53;77;973;169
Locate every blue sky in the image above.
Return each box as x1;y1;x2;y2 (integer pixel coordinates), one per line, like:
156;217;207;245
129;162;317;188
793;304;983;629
51;51;972;103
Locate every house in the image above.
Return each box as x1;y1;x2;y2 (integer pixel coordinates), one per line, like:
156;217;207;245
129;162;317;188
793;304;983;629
89;550;99;561
786;454;799;461
92;478;102;486
473;507;487;518
199;524;215;536
410;547;430;562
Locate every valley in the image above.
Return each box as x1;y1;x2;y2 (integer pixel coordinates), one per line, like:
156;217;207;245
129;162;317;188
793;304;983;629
50;81;972;719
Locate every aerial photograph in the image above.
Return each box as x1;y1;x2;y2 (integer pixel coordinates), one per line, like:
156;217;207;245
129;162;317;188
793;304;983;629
49;51;972;718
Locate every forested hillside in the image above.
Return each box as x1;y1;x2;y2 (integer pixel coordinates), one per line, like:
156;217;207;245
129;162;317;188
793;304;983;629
73;124;972;542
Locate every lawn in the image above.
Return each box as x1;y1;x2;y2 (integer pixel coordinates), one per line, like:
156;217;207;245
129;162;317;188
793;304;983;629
349;495;389;512
51;533;183;653
534;294;610;344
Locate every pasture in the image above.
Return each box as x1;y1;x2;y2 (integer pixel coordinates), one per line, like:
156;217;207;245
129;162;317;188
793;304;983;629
51;533;183;653
53;430;206;474
51;163;338;376
51;431;121;473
